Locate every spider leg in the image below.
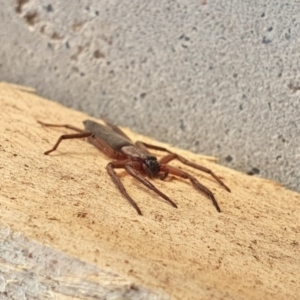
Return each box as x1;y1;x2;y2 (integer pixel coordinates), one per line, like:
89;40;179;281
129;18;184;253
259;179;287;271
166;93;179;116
42;132;94;155
37;121;84;133
160;153;230;192
38;120;93;155
39;120;136;213
124;162;177;209
38;120;126;159
107;160;142;215
136;141;230;192
164;164;222;212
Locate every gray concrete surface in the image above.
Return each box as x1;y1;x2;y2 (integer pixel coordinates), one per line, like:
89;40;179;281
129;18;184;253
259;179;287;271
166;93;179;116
0;0;299;192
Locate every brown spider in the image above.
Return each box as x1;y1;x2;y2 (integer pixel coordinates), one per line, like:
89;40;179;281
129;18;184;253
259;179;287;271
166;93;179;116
38;119;230;215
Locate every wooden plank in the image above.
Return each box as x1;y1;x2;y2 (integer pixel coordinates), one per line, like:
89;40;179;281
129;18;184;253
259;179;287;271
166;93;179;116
0;82;299;300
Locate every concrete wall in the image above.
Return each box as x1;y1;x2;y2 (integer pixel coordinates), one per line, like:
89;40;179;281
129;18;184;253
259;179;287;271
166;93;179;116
1;0;299;192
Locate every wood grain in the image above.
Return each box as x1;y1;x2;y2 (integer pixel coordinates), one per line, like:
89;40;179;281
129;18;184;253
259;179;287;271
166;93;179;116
0;82;299;299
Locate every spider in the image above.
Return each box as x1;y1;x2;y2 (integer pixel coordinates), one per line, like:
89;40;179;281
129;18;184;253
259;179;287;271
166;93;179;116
38;119;230;215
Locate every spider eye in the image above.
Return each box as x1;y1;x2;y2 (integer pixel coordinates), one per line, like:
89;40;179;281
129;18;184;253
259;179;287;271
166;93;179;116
145;157;160;177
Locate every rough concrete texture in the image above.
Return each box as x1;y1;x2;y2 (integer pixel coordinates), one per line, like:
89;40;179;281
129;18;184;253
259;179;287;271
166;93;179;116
0;0;299;191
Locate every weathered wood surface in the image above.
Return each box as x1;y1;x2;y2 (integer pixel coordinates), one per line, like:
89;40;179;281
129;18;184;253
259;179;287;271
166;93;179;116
0;82;299;299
